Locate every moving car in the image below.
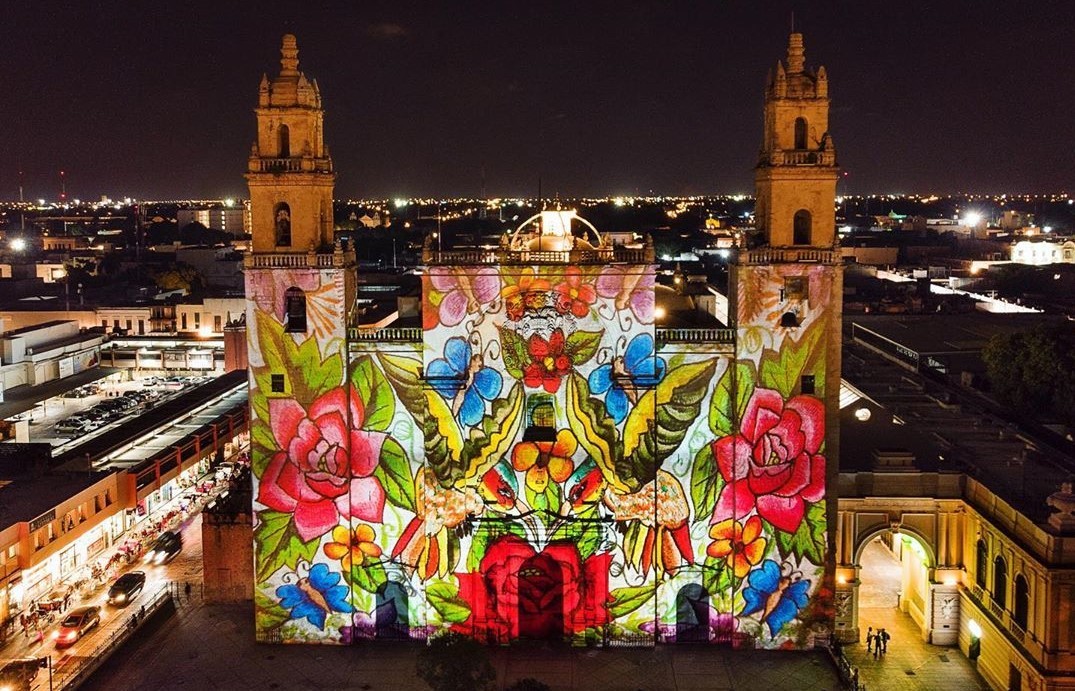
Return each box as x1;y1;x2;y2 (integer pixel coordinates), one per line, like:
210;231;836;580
144;531;183;565
53;606;100;648
107;571;146;606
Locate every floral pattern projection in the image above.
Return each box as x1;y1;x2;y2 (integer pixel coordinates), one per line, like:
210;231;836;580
250;259;834;648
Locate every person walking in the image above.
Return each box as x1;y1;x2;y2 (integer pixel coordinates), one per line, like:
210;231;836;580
872;632;881;659
880;628;890;654
184;582;192;601
865;626;873;653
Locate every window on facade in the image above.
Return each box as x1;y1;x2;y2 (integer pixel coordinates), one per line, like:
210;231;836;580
523;395;557;442
181;314;188;330
793;209;812;245
993;556;1007;609
794;117;808;149
271;374;286;393
126;319;132;332
284;288;307;333
94;495;102;513
976;539;988;588
1014;574;1029;630
274;202;292;246
194;312;200;329
214;315;222;332
113;319;120;330
800;375;815;395
779;311;800;328
138;319;145;335
279;123;291;157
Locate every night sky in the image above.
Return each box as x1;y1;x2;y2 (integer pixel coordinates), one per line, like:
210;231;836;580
3;1;1072;200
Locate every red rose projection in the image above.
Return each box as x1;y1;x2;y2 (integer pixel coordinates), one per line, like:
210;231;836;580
258;387;386;541
711;387;825;533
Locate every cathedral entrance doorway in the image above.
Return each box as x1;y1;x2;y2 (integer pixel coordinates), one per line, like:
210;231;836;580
517;553;564;640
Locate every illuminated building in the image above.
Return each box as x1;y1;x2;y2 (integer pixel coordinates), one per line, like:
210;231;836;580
247;33;840;647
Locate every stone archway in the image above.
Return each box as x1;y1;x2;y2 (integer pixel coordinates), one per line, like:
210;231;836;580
853;528;937;645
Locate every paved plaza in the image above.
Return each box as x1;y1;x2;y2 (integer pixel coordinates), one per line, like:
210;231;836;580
83;601;845;691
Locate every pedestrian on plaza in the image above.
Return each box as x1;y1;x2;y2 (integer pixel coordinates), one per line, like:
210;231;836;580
865;626;873;653
872;633;880;659
184;582;192;600
880;628;890;654
63;591;71;610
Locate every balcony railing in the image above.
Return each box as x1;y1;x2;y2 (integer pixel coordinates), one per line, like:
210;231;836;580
248;157;333;174
424;246;654;265
656;328;736;346
348;327;423;342
245;249;355;269
760;149;837;167
738;247;840;265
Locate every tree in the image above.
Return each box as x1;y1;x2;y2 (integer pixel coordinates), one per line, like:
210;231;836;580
415;632;495;691
982;323;1075;426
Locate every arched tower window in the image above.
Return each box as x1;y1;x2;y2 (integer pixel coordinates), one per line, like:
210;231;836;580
993;556;1007;609
278;124;291;157
274;202;292;247
793;209;812;245
975;539;988;588
794;117;808;149
779;312;799;328
1014;574;1029;630
284;287;307;333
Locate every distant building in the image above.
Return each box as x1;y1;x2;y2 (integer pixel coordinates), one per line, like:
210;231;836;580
177;207;251;236
1010;238;1075;265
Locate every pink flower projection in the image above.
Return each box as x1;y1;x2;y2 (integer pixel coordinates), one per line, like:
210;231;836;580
258;387;386;541
711;388;825;533
596;266;655;324
427;267;501;327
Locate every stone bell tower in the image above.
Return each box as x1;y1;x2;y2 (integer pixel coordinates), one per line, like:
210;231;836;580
730;30;843;640
753;32;838;249
247;33;336;253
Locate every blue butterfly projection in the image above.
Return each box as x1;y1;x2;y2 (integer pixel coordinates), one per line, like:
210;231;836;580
740;559;811;637
276;563;354;629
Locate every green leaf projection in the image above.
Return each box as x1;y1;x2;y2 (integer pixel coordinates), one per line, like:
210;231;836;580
248;260;836;648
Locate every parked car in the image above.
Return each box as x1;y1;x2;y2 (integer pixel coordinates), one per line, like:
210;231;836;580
53;606;100;648
144;531;183;565
107;571;146;606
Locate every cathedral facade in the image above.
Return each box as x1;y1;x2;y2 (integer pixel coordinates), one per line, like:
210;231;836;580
245;33;842;647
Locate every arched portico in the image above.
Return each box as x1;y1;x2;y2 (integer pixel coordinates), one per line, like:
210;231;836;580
834;502;963;646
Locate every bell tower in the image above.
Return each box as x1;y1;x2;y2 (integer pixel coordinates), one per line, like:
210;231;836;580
753;32;838;248
247;34;335;253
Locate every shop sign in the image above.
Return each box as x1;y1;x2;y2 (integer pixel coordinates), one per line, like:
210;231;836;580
29;509;55;534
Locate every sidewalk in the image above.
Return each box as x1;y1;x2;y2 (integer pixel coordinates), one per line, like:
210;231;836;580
83;603;845;691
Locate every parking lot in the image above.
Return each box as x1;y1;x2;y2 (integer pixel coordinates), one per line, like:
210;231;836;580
4;375;215;450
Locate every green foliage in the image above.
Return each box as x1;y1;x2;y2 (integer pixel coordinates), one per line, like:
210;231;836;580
377;351;425;420
563;329;604;366
498;326;529;380
375;437;416;512
690;443;723;521
348;561;388;594
254;590;290;632
607;584;657;619
416;632;495;691
254;510;320;583
425;582;472;625
982;323;1075;426
626;359;718;484
760;322;823;398
524;481;562;518
772;502;827;565
565;373;631;492
458;383;525;485
350;355;395;431
702;556;733;595
252;309;343;407
249;417;278;477
709;361;755;436
466;524;528;571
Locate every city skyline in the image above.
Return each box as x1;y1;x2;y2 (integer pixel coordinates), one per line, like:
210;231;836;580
3;1;1072;200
